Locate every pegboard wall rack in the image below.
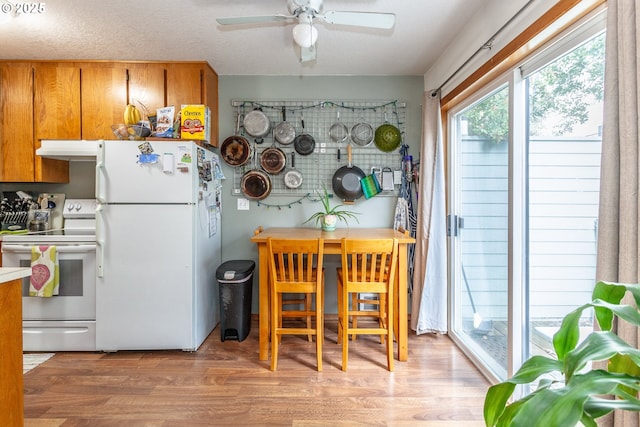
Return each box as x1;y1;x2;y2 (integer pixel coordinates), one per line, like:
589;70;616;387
228;99;407;198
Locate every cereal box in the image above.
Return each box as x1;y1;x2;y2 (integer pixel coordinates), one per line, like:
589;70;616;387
180;105;210;141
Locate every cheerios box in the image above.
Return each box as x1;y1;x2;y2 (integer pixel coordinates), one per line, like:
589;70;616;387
180;104;210;141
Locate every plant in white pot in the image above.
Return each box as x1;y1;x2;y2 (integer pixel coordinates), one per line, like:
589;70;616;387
484;280;640;427
304;183;359;231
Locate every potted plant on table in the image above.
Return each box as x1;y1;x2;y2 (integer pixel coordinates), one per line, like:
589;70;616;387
484;280;640;427
304;183;359;231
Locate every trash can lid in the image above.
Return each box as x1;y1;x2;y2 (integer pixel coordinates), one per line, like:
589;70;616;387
216;260;256;282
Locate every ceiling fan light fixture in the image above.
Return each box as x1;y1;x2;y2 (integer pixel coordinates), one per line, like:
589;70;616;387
292;21;318;48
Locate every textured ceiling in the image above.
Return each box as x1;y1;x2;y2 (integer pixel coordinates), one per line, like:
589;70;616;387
0;0;488;76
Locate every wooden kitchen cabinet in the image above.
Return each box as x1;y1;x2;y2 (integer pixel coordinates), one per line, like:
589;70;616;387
80;63;128;141
0;274;27;427
0;62;35;182
32;62;82;182
166;62;219;147
126;63;166;117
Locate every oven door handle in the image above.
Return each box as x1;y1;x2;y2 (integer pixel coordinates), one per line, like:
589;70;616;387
1;244;97;253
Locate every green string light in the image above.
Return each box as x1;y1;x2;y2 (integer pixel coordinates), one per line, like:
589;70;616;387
256;193;321;209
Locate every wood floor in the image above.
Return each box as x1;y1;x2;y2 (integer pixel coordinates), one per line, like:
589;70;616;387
23;317;490;427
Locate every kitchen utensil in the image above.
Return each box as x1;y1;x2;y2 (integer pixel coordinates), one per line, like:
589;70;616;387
350;121;374;147
243;107;270;143
328;111;348;160
259;143;286;175
241;145;272;200
374;114;402;152
220;114;252;167
381;167;395;191
332;144;365;203
274;106;296;145
293;111;315;156
283;152;303;189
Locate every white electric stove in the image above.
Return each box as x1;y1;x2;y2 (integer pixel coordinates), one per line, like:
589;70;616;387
1;199;97;351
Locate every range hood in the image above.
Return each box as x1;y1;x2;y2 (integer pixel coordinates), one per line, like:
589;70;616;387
36;140;99;161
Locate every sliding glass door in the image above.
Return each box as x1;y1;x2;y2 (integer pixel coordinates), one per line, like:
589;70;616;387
448;21;605;382
449;84;511;380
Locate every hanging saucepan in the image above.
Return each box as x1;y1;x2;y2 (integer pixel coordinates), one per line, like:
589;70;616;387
332;144;365;204
274;106;296;145
241;147;272;201
329;111;348;161
374;113;402;152
283;152;303;189
220;113;252;167
293;111;315;156
350;121;374;147
259;142;286;175
243;107;270;144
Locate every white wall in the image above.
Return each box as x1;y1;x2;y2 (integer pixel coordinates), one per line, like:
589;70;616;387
218;75;424;313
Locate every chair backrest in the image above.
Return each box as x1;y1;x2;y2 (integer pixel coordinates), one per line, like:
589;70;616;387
340;238;398;293
267;238;324;290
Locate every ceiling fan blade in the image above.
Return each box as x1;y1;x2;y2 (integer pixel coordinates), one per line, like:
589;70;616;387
216;14;294;25
320;11;395;29
300;45;317;63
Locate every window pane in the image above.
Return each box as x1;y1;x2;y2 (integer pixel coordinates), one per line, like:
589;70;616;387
452;84;510;380
526;32;604;361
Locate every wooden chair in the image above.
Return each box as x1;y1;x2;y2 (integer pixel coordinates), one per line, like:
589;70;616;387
337;238;398;371
267;237;324;371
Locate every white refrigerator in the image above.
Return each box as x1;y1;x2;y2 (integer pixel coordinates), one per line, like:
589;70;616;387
95;140;222;351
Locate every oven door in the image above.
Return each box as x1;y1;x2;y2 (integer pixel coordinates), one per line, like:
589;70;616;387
2;243;96;320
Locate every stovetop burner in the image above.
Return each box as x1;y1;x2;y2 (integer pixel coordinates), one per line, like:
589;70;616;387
2;198;96;244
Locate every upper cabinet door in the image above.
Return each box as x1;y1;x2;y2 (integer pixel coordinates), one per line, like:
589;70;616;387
202;65;219;147
166;63;202;107
34;63;81;139
0;62;34;182
33;63;80;182
127;63;166;118
81;64;127;140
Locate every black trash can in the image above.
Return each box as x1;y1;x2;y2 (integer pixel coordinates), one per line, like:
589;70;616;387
217;260;255;342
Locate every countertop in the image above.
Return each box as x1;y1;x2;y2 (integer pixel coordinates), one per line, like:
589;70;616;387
0;267;31;283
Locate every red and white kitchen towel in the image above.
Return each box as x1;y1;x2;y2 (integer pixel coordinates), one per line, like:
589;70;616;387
30;246;59;297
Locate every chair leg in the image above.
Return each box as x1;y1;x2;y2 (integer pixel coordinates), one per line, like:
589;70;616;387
337;278;343;344
306;294;313;342
270;291;279;371
316;286;323;371
379;295;387;345
341;288;350;371
386;293;394;372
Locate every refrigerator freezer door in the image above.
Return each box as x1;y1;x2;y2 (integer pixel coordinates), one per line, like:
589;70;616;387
97;140;202;204
96;204;196;351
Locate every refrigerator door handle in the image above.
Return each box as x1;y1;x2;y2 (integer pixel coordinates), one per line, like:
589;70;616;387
96;202;105;278
95;140;106;205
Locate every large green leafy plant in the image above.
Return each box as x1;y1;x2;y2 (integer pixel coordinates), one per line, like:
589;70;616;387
485;281;640;427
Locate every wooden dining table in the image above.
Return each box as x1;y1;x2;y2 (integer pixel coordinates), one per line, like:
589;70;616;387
251;227;416;362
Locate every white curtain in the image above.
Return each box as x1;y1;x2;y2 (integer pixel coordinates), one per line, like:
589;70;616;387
597;0;640;426
410;91;448;334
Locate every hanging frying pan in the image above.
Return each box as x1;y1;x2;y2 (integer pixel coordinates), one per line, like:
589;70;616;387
259;143;286;175
283;152;303;189
293;111;315;156
220;113;252;167
243;107;270;143
241;147;272;200
274;106;296;145
332;144;365;204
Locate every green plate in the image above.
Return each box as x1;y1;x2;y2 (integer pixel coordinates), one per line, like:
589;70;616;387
374;123;401;152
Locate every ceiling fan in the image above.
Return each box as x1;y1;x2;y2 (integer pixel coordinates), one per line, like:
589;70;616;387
216;0;395;62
